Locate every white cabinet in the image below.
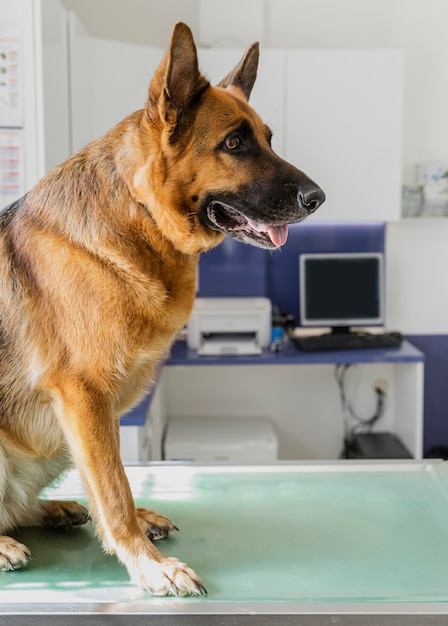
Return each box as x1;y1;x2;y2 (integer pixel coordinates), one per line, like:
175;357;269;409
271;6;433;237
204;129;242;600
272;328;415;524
67;19;404;222
4;2;405;219
285;50;404;222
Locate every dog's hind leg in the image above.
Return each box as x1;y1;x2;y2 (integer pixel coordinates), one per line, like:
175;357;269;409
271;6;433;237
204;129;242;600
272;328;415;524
0;500;88;572
39;500;90;529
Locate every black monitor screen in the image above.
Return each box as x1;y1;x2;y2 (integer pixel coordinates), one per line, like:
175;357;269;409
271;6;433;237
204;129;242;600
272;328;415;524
299;252;384;328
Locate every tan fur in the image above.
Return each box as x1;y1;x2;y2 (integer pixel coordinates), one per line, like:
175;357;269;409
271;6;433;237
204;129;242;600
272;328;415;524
0;23;324;595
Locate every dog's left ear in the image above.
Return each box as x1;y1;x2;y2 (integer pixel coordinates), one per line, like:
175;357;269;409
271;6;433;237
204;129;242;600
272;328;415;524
217;43;259;100
147;22;209;127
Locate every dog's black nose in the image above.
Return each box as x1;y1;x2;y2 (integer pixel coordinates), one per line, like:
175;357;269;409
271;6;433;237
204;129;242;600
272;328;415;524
298;185;326;213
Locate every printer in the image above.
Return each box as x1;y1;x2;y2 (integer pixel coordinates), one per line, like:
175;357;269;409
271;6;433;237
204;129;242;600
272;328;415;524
187;297;272;356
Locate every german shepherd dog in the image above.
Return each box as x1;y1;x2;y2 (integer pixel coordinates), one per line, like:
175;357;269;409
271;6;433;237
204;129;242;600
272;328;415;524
0;23;324;596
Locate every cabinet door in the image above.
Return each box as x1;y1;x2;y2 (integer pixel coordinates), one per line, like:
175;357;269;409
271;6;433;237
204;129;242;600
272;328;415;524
69;12;163;153
285;50;404;221
41;0;71;173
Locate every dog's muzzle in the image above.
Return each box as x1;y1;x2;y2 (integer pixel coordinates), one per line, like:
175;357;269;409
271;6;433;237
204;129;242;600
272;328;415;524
199;177;325;250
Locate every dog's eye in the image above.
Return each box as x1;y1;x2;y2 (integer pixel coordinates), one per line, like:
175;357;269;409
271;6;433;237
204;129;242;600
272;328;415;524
224;135;242;151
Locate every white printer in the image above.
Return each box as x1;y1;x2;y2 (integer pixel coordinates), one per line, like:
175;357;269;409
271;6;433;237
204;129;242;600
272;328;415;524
187;297;272;356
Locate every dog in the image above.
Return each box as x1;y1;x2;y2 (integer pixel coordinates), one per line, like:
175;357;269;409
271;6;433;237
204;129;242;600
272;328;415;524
0;22;324;596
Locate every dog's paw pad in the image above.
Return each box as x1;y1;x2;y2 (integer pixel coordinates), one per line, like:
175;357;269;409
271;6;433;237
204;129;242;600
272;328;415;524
136;508;179;541
0;536;33;571
41;500;90;529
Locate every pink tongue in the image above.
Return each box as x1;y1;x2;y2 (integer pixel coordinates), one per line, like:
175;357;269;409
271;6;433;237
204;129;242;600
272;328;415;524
266;224;288;247
247;219;289;247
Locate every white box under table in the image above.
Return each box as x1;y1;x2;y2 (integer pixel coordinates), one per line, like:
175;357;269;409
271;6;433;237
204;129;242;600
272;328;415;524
163;416;278;462
2;461;448;624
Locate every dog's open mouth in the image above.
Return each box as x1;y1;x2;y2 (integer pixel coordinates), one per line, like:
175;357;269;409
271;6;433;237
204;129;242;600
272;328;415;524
207;202;288;248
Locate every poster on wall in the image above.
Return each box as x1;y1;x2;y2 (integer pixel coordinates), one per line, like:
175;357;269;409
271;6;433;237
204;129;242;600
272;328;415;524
0;127;24;202
0;21;23;203
0;21;22;128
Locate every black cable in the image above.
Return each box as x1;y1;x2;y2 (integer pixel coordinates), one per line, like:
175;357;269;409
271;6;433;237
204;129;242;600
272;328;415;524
335;364;386;458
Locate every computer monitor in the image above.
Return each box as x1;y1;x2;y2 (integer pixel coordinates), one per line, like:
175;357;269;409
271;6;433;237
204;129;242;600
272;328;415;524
299;252;385;332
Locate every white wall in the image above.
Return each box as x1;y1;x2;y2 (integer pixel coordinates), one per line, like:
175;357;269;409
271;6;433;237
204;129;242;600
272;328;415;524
61;0;448;186
284;49;403;222
386;219;448;334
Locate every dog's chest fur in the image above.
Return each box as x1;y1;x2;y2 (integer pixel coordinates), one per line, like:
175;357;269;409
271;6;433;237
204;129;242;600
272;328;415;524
0;199;199;453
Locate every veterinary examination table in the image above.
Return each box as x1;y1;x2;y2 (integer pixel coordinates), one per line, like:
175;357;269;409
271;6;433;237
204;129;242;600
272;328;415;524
2;461;448;624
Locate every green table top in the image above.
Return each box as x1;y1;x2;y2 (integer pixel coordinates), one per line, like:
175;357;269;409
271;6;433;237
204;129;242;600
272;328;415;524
2;461;448;617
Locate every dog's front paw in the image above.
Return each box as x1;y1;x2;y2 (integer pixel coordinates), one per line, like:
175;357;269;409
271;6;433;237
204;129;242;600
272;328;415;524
131;554;207;597
0;536;33;571
136;507;179;541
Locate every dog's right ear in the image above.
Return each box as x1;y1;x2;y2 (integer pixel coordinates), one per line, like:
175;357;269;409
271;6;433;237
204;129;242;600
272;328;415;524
146;22;209;129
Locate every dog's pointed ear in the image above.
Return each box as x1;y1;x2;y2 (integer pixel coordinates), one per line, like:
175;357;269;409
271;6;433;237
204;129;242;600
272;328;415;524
217;43;259;100
146;22;209;127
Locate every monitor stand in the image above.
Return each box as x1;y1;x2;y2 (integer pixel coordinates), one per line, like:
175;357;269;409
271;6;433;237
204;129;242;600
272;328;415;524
328;326;353;336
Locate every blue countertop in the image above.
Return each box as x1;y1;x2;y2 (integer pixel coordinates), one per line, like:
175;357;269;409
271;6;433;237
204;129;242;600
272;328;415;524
168;338;424;366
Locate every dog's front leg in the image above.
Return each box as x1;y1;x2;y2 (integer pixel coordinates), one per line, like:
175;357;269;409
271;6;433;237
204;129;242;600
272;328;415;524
53;379;205;596
112;419;180;541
